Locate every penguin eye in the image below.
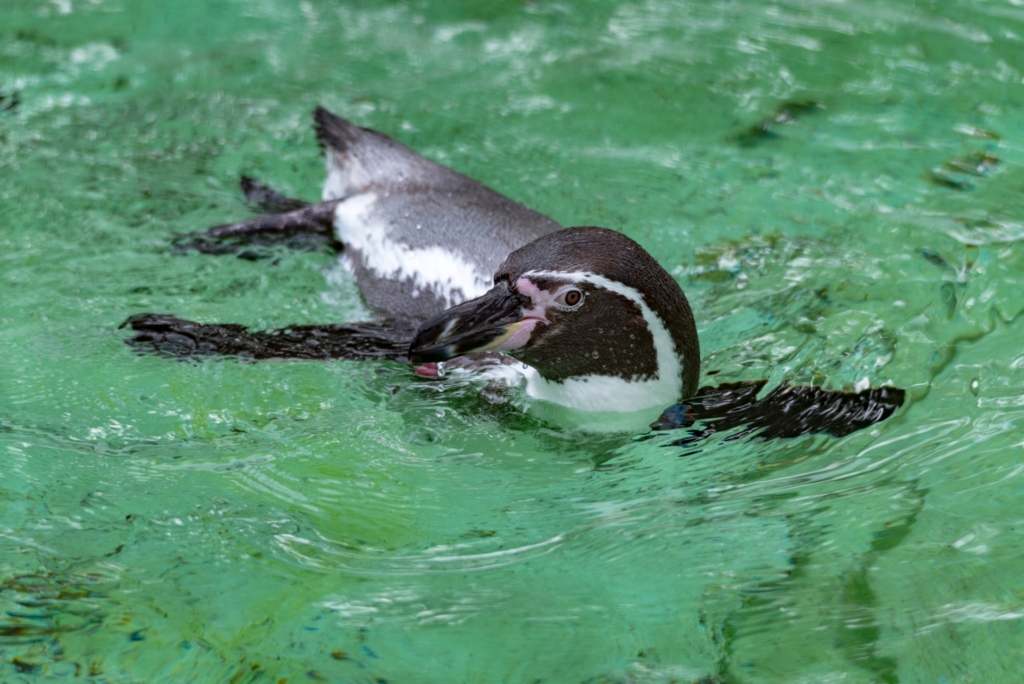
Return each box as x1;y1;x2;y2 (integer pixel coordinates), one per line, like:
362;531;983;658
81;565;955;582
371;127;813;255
555;288;583;309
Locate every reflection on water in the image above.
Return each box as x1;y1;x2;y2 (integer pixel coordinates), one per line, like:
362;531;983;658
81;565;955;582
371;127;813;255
3;0;1024;681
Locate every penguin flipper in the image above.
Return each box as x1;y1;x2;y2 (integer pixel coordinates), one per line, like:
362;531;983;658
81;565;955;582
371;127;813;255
174;199;342;258
651;381;905;442
240;176;309;213
121;314;420;362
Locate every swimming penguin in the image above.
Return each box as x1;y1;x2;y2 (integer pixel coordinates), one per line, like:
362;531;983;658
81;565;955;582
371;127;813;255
125;107;903;436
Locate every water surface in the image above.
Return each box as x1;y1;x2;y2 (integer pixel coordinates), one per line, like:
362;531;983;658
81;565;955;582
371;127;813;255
2;0;1024;681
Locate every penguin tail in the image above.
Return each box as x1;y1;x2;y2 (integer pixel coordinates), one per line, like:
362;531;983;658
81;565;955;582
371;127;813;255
312;106;461;201
313;106;366;154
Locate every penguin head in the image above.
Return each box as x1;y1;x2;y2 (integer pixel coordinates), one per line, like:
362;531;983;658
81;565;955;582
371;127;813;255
409;228;700;411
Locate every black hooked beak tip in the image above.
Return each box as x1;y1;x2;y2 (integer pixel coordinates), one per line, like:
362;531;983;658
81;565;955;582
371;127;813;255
409;281;532;363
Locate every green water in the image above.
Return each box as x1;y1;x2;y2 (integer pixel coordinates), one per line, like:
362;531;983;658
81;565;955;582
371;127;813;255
3;0;1024;681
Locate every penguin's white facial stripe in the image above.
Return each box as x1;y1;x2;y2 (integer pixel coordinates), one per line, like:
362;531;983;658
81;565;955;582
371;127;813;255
333;193;492;307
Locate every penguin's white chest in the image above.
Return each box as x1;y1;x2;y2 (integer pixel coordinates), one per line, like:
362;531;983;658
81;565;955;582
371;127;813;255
520;368;682;413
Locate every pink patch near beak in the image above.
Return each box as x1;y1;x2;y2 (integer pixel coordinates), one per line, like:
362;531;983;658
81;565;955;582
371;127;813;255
415;363;440;378
482;276;550;352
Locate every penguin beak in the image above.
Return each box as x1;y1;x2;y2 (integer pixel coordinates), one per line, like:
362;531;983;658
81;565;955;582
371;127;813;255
409;281;540;362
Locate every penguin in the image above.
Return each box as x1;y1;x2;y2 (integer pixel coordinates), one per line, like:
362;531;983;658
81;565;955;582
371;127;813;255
125;107;903;437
